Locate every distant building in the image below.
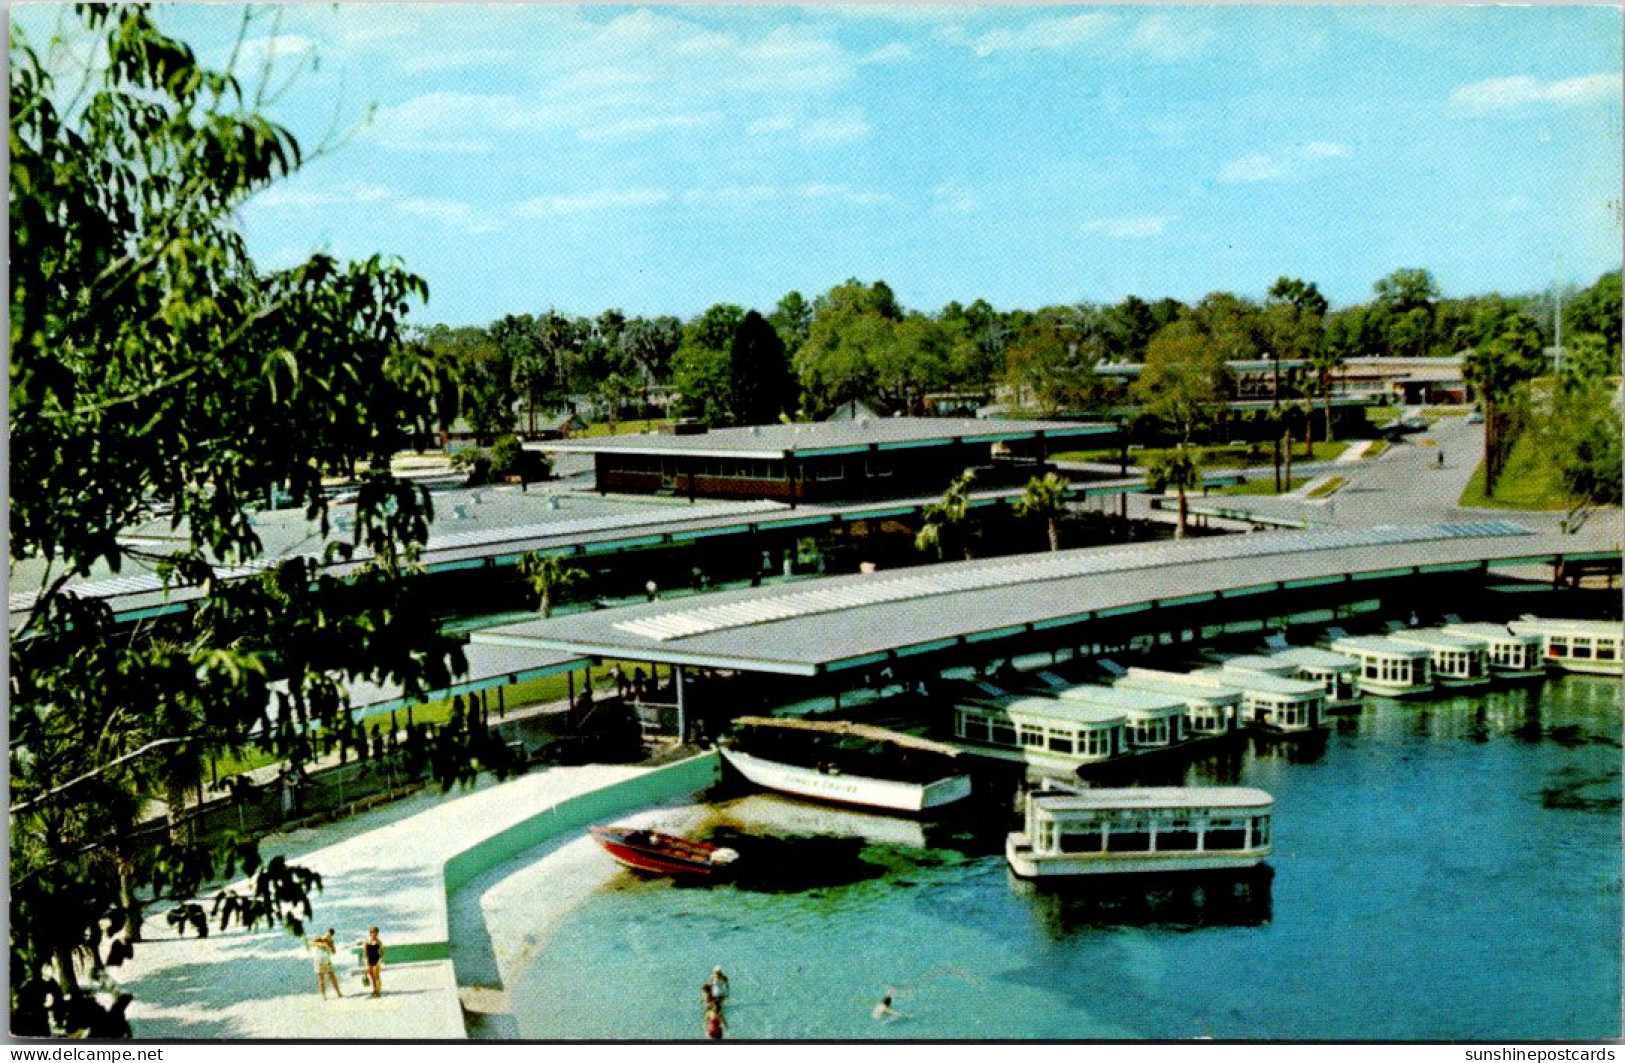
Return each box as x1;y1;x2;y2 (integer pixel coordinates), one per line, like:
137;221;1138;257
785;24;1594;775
526;416;1116;504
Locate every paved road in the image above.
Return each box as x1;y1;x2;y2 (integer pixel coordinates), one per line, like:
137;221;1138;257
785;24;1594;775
1131;416;1590;534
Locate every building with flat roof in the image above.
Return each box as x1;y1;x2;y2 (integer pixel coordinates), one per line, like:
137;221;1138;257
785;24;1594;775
525;416;1115;504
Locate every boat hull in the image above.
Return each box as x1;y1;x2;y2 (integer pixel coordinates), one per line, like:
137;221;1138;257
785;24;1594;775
1360;681;1434;698
588;827;730;877
720;746;971;813
1006;833;1271;878
1545;659;1623;677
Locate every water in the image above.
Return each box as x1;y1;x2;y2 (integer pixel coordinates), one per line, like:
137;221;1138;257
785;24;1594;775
511;676;1622;1040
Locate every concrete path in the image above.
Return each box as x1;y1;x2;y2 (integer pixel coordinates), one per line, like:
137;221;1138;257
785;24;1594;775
114;763;668;1040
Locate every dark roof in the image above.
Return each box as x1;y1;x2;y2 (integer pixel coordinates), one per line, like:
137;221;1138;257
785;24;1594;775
524;416;1114;460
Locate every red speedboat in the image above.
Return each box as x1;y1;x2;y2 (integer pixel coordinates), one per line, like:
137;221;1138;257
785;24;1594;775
589;826;740;877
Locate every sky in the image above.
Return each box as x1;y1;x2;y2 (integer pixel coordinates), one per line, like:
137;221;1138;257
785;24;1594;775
15;3;1624;326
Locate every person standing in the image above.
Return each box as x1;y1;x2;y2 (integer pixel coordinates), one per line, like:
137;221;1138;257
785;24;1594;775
705;967;730;1008
362;926;385;997
311;929;342;1000
704;1001;726;1040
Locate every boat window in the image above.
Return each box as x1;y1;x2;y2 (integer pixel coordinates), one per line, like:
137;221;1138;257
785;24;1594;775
1059;830;1103;853
1159;824;1199;851
991;722;1017;746
1105;830;1151;852
1572;639;1593;659
1597;643;1618;661
1018;727;1045;747
1205;828;1248;850
962;715;991;741
1047;734;1075;754
1549;637;1569;658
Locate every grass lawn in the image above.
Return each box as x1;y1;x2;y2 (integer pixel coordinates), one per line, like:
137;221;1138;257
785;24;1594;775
581;418;673;437
1307;477;1346;498
1209;476;1310;496
1362;440;1390;459
1053;441;1348;469
214;657;649;779
1458;435;1570;511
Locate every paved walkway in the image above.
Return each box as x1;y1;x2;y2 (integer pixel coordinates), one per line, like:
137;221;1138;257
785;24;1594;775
114;762;675;1040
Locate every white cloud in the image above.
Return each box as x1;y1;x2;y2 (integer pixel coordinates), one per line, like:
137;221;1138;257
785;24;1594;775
577;112;723;143
1219;154;1286;183
396;196;500;234
1082;215;1175;239
1127;13;1213;62
798;183;893;206
368;92;538;153
682;185;783;207
1300;141;1351;160
964;12;1116;57
252;181;394;209
513;188;672;217
861;42;913;64
1449;73;1623;114
1219;141;1351;184
363;12;877;153
801;110;872;144
931;181;977;216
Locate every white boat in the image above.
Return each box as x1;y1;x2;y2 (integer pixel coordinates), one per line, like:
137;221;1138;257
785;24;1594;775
720;718;972;813
1227;648;1362;708
1054;684;1190;751
1441;623;1546;681
1508;617;1623;677
1330;635;1434;697
1111;668;1245;737
953;697;1126;771
1192;668;1328;733
1386;628;1491;688
1006;786;1275;878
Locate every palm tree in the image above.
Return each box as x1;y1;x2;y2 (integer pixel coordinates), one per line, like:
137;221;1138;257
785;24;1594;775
1014;472;1071;551
915;470;978;560
517;552;586;618
1144;447;1202;539
1464;320;1544;496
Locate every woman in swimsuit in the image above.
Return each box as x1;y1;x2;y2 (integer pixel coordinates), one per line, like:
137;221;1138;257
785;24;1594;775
362;927;385;997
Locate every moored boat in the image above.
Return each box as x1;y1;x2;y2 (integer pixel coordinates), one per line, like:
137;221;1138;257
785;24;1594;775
1330;635;1434;697
1508;617;1623;677
1386;628;1491;688
1441;622;1546;681
1006;786;1275;878
589;826;740;877
721;717;972;813
1227;648;1362;708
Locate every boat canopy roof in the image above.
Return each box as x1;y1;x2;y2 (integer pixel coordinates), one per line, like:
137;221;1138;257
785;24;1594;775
731;716;963;757
1221;654;1299;676
1194;668;1322;698
966;696;1126;727
1387;629;1486;652
1443;622;1539;644
1055;684;1188;717
1031;786;1274;812
1269;646;1359;671
1509;617;1622;637
1116;668;1243;705
1331;635;1433;659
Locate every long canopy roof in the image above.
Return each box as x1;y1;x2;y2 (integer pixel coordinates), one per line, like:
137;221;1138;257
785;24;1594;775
471;520;1616;677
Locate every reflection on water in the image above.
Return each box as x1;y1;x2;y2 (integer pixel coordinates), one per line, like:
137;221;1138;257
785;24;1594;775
1011;866;1274;938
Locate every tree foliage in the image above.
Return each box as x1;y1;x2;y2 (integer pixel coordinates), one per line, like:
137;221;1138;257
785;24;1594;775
1013;473;1072;551
729;310;796;426
9;7;494;1035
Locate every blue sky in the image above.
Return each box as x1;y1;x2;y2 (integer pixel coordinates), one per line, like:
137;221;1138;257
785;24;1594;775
17;4;1623;325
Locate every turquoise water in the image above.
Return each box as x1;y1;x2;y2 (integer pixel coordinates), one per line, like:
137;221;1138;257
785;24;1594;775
513;676;1622;1041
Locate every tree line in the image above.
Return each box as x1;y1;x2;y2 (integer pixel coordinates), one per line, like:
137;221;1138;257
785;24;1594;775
420;268;1620;438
